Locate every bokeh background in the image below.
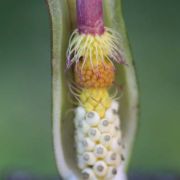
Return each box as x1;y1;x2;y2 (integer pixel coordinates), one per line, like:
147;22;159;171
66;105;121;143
0;0;180;179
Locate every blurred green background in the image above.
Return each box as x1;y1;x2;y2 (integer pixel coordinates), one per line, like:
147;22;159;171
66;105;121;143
0;0;179;177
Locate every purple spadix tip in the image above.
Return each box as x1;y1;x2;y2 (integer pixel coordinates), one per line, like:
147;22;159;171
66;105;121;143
76;0;105;35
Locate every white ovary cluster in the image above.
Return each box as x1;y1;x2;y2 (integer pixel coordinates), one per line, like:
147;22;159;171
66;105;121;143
74;101;123;180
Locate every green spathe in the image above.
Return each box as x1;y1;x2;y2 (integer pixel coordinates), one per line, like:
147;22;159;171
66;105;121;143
46;0;139;179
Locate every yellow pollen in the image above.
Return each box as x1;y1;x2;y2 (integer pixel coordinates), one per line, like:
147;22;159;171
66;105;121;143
80;88;112;118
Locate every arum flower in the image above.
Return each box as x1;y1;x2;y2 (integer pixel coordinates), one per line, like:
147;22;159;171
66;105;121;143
47;0;139;179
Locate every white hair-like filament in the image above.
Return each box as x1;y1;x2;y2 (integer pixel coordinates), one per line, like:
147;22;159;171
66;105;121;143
66;27;125;70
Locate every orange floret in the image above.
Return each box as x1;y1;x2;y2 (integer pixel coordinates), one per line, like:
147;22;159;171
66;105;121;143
74;60;115;88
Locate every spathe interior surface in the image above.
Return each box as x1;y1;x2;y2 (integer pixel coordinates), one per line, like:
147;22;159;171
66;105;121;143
47;0;139;179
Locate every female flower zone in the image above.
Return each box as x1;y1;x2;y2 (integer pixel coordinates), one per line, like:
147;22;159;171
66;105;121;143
66;0;125;179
